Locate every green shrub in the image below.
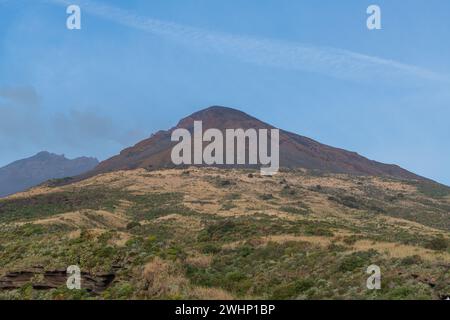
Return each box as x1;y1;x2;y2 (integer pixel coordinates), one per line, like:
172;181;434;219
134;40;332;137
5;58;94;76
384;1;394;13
271;279;315;299
220;202;237;211
400;255;423;266
126;221;141;230
304;225;334;237
338;250;377;272
425;236;448;251
198;220;237;241
259;194;274;201
415;182;450;199
280;206;308;215
104;282;135;299
0;188;125;222
200;243;221;254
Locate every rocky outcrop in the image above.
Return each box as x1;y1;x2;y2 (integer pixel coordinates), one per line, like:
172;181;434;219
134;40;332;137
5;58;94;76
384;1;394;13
0;267;115;293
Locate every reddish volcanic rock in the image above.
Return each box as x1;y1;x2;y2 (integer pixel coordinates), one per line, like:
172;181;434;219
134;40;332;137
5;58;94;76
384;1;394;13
85;106;424;180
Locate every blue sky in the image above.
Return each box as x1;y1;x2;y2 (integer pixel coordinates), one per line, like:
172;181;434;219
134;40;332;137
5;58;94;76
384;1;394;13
0;0;449;184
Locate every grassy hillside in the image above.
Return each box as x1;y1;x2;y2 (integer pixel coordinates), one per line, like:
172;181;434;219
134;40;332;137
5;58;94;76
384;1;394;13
0;168;449;300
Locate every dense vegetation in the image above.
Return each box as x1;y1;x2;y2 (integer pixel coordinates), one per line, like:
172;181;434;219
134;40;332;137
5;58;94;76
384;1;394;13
0;169;448;300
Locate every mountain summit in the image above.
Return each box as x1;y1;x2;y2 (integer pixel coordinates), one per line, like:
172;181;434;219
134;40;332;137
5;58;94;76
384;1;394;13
88;106;423;181
0;152;98;197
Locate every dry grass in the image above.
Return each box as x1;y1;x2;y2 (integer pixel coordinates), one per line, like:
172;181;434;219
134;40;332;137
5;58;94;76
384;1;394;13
109;231;132;246
141;256;236;299
28;209;129;229
185;253;213;268
223;233;450;263
189;286;234;300
351;240;450;261
370;177;417;193
142;257;189;298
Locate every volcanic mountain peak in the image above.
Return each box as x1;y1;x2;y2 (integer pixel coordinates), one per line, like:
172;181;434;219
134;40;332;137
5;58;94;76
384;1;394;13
175;106;270;131
182;105;252;120
90;106;424;181
0;152;99;197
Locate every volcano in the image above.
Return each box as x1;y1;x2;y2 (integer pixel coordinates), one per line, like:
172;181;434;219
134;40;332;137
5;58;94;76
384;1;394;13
84;106;423;181
0;152;98;197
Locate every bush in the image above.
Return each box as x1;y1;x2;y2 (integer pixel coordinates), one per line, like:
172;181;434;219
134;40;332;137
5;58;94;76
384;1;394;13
338;250;377;272
415;182;450;199
200;243;221;254
425;236;448;251
104;282;135;299
400;255;423;266
271;279;315;299
126;221;141;230
198;220;237;241
220;202;237;211
259;194;274;201
304;225;333;237
280;206;308;215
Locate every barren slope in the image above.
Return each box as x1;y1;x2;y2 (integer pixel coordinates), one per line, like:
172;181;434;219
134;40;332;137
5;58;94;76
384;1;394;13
86;106;424;181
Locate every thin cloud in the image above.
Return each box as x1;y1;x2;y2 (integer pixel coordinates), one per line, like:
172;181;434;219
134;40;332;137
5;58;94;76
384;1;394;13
0;85;43;145
0;84;143;153
52;109;146;147
45;0;446;83
0;85;40;106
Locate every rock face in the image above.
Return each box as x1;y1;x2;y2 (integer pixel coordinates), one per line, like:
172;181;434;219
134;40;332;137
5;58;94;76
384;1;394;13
87;106;424;180
0;151;98;197
0;267;115;293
